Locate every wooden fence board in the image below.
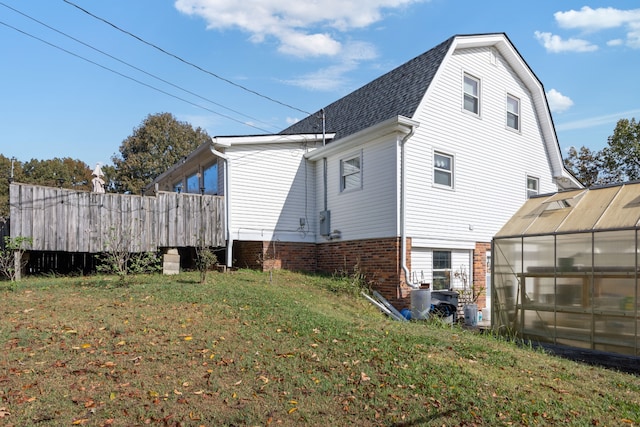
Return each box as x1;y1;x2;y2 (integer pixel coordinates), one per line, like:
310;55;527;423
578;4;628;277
9;183;224;253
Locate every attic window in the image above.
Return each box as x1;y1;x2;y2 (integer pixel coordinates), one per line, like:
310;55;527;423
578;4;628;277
463;74;480;115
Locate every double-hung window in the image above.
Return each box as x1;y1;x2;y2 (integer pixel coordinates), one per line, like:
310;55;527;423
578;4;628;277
433;250;451;290
463;74;480;114
507;94;520;131
527;176;539;198
340;152;362;192
434;152;453;188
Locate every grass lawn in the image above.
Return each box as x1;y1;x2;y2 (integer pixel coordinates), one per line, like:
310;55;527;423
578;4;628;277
0;269;639;426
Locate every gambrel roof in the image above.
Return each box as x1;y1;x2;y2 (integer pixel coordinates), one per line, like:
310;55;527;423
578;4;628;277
282;32;581;189
280;36;454;140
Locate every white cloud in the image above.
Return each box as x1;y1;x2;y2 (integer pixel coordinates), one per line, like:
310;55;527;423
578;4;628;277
607;38;624;46
556;109;640;131
555;6;640;31
553;6;640;49
174;0;423;58
546;89;574;113
534;31;597;53
283;41;378;91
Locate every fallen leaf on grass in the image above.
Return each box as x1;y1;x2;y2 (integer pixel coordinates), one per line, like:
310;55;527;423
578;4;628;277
288;407;298;414
0;408;9;418
72;418;89;425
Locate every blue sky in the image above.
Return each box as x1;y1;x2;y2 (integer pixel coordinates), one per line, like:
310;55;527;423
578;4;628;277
1;0;639;169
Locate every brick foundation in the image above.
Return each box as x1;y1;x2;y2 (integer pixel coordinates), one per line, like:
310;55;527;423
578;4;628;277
234;240;317;272
472;242;490;309
233;238;489;312
316;237;411;308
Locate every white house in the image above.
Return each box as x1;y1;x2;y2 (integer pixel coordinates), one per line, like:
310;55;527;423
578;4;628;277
148;33;581;309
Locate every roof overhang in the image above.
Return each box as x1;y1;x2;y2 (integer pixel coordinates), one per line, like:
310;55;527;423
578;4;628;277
305;115;419;161
212;133;334;148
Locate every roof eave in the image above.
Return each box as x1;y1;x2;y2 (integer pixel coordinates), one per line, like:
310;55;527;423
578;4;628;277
305;115;419;161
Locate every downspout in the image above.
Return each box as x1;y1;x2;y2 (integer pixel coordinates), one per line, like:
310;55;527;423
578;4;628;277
322;109;328;213
400;126;419;289
210;142;233;268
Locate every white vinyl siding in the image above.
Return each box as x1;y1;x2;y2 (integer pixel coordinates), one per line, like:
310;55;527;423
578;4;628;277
410;248;473;289
315;136;398;242
405;45;558;246
228;142;318;243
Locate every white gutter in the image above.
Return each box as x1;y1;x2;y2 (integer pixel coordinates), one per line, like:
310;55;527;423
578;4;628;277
400;125;419;289
209;142;233;268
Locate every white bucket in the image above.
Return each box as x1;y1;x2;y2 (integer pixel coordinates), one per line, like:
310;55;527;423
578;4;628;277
411;289;432;320
463;304;478;326
481;307;490;322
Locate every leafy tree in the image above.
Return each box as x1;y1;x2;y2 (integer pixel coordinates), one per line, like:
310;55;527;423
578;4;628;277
0;155;25;219
564;118;640;187
0;156;91;219
602;118;640;183
563;146;605;187
21;158;92;190
110;113;210;194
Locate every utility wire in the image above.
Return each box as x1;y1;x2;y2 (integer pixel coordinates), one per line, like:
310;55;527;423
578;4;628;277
63;0;312;116
0;1;281;132
0;19;277;134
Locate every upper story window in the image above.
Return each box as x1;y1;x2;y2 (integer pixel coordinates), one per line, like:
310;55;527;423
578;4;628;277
527;176;539;198
434;152;454;188
463;74;480;115
507;95;520;131
340;151;362;192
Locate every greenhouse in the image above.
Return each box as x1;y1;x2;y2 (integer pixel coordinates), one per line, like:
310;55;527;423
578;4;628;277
493;183;640;356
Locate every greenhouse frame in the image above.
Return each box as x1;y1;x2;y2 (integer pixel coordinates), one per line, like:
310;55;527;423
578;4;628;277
493;183;640;356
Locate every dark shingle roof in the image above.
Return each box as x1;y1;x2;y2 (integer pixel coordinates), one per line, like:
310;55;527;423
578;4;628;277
279;36;455;140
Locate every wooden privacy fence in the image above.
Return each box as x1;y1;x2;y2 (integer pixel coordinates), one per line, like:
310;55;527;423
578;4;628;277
9;183;225;253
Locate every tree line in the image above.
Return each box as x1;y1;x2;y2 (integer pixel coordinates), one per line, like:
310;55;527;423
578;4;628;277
0;112;210;219
564;118;640;187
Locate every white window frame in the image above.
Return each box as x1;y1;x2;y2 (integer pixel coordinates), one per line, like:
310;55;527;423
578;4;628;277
340;151;363;192
432;250;452;290
434;151;454;189
506;94;520;131
527;175;539;198
463;73;480;115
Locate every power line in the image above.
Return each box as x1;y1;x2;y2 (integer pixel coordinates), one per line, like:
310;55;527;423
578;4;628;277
0;1;281;133
0;19;277;134
63;0;312;116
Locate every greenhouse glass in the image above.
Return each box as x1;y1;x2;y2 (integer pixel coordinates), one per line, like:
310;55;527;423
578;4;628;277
493;183;640;356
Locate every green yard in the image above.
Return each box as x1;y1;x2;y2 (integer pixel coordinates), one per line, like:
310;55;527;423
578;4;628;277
1;270;639;426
